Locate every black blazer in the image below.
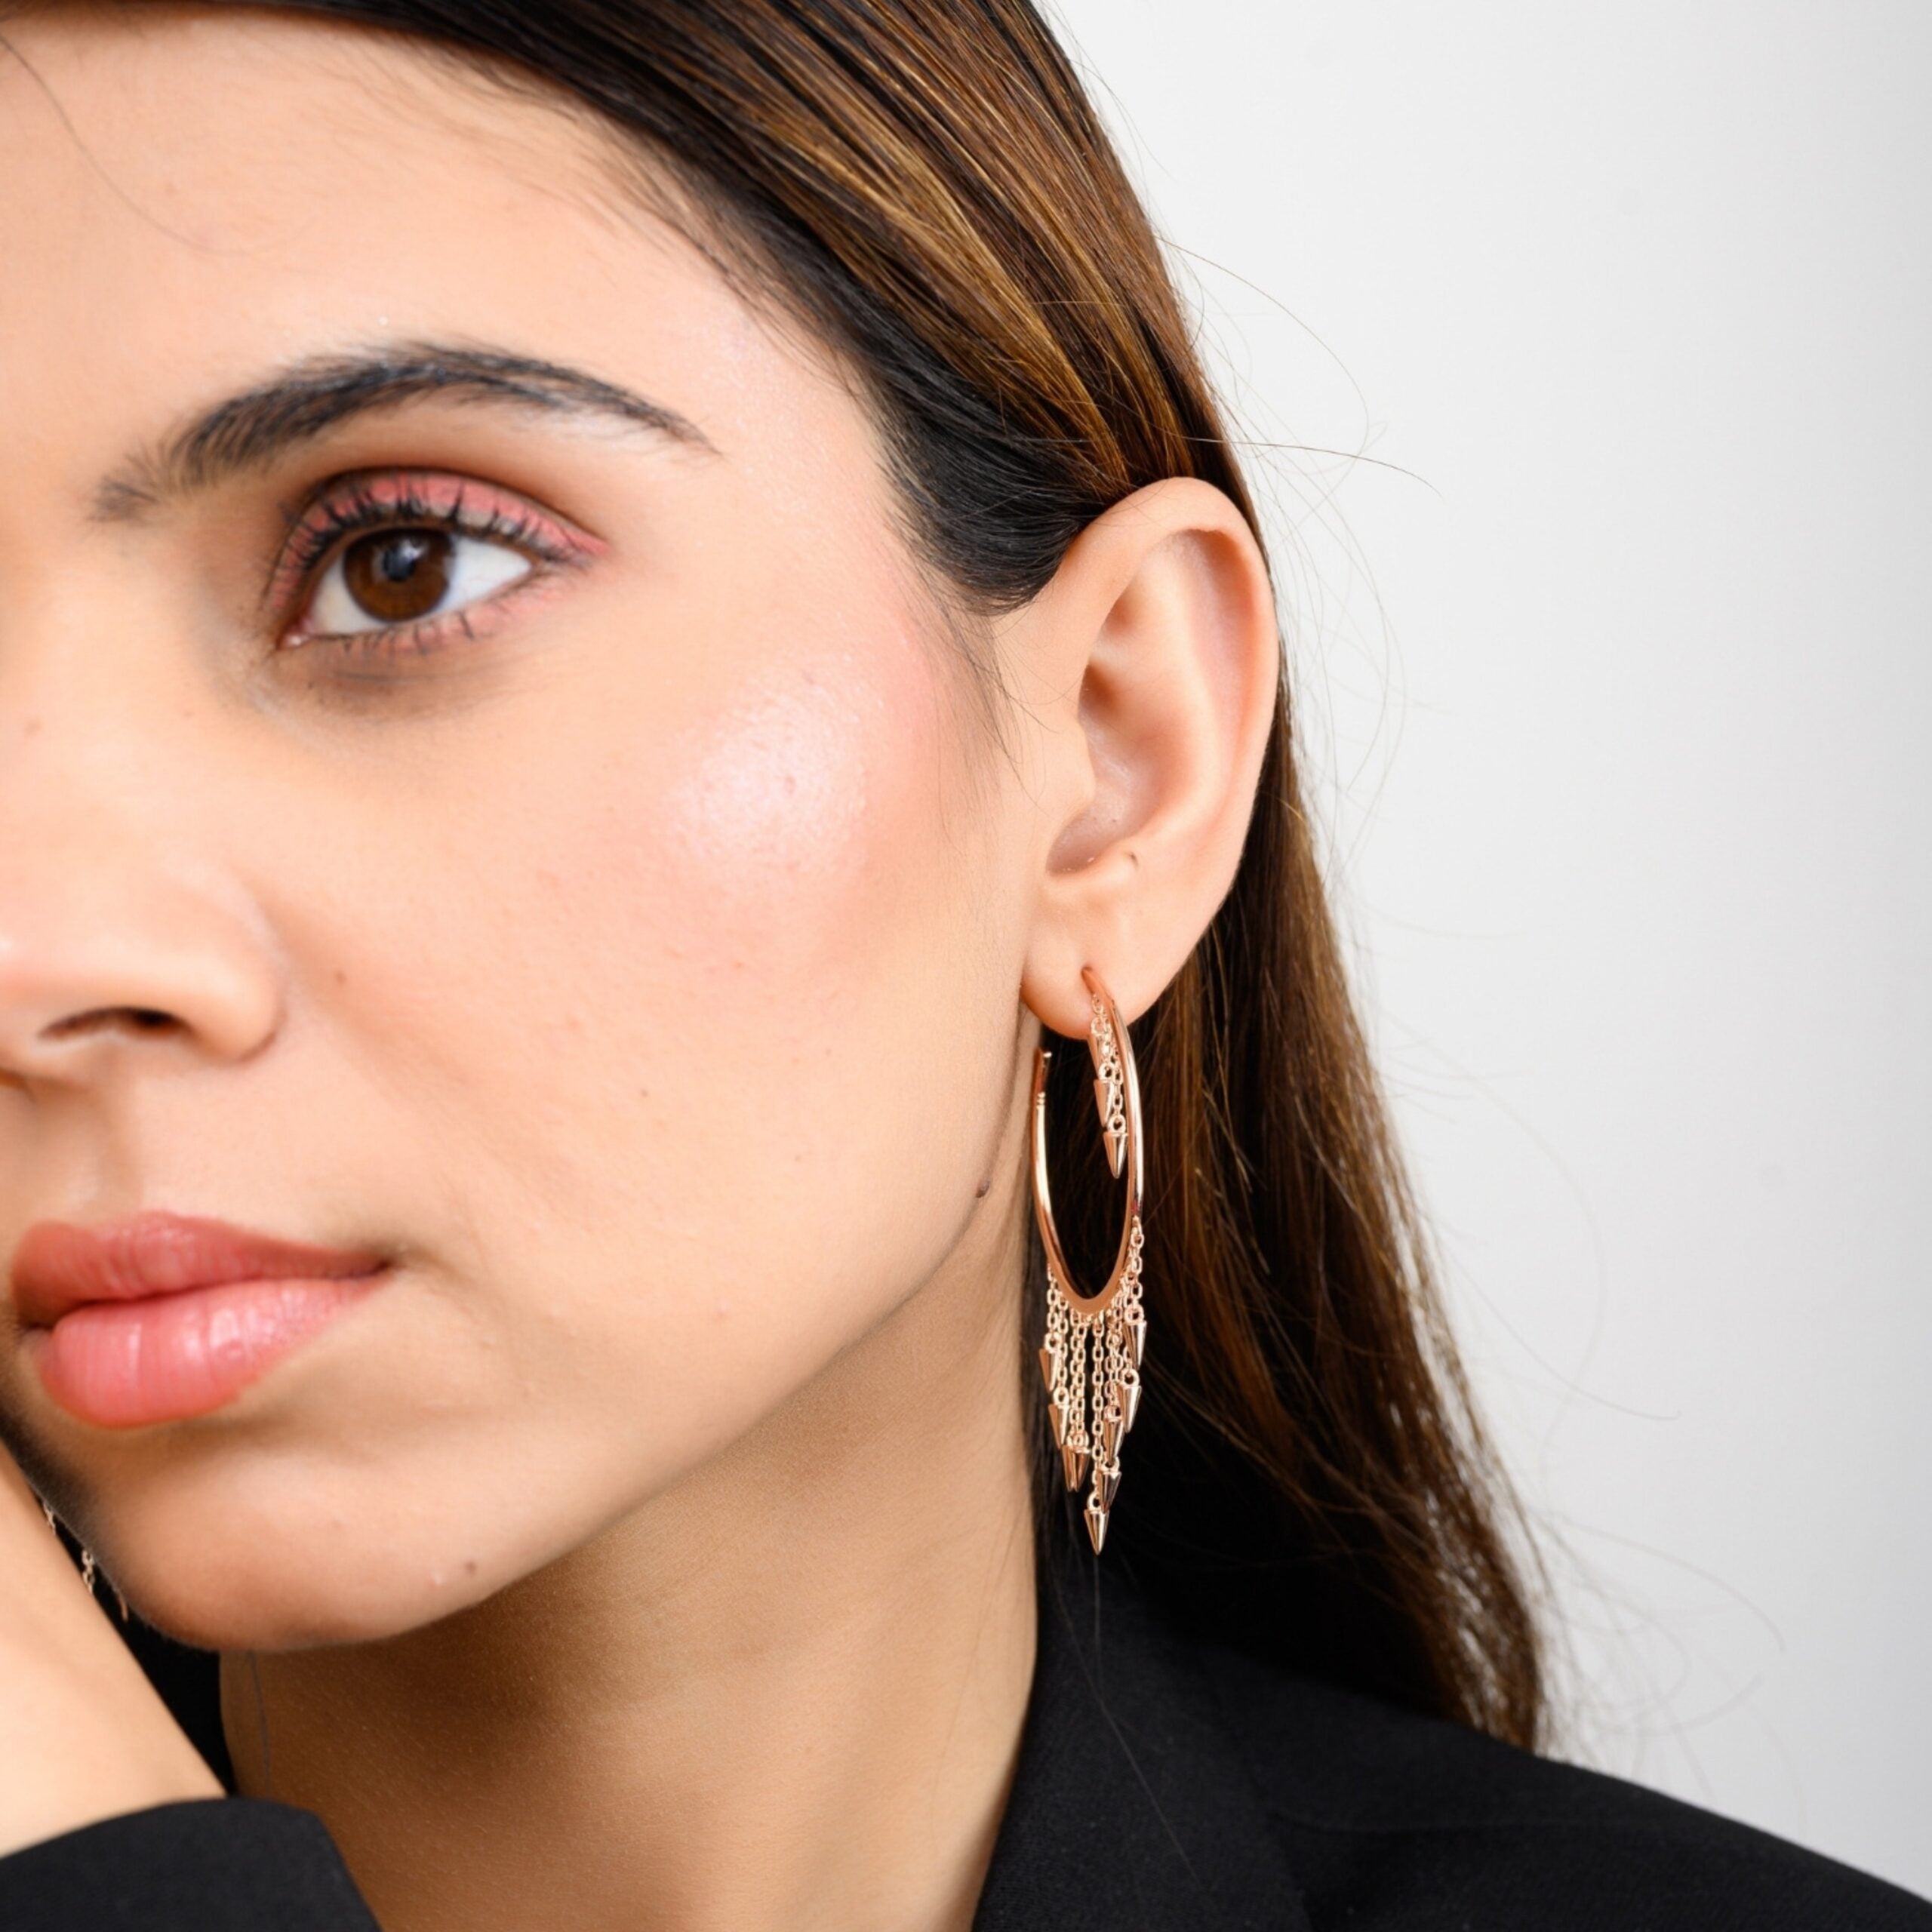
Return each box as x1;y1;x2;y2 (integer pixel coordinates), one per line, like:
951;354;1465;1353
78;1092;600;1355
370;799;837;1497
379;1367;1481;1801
2;1545;1926;1929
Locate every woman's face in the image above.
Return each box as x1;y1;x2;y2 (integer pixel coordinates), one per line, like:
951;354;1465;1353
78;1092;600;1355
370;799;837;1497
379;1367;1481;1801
0;9;1042;1642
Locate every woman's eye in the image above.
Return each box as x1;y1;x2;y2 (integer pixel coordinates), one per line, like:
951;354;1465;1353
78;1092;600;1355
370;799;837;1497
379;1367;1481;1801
304;525;534;636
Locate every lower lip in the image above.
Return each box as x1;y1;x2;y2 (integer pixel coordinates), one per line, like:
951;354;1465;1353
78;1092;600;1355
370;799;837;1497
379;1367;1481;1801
21;1273;386;1429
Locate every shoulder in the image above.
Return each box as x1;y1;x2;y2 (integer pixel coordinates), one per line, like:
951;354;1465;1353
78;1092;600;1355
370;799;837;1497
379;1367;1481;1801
1186;1635;1932;1930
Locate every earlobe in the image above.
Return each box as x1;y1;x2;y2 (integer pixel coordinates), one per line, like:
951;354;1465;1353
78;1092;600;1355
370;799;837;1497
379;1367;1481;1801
1016;477;1281;1038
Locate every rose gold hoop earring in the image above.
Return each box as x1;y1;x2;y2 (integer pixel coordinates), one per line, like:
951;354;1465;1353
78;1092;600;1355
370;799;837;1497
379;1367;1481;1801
1029;964;1146;1555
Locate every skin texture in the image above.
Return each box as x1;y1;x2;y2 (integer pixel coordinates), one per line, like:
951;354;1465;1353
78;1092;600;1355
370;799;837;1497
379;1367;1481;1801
0;10;1281;1930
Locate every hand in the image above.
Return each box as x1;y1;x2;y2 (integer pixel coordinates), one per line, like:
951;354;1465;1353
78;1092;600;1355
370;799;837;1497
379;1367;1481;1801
0;1446;222;1860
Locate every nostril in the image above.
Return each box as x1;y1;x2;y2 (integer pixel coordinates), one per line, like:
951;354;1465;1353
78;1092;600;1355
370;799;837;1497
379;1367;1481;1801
42;1006;183;1041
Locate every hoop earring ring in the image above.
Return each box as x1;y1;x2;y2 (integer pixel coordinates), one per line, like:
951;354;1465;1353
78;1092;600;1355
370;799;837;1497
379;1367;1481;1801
1029;964;1147;1554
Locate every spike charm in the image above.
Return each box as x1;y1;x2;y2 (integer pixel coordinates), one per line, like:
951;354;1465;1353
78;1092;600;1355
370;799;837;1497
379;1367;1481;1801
1084;1499;1109;1553
1089;1016;1128;1178
1060;1442;1091;1491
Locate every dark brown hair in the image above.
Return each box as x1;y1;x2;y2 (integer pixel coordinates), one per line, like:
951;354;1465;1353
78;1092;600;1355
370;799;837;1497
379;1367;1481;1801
182;0;1546;1744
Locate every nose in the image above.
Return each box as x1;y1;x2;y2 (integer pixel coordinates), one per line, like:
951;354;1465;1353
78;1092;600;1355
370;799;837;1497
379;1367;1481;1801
0;731;283;1091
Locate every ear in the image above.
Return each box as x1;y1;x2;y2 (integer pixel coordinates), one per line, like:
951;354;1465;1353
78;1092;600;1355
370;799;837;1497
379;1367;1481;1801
1005;477;1281;1037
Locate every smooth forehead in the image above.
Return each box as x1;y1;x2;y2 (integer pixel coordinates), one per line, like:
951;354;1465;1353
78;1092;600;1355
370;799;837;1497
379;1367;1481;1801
0;5;866;501
0;5;680;228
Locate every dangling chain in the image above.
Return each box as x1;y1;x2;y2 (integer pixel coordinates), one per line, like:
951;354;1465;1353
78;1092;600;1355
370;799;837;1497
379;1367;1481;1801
1042;1227;1145;1553
1092;997;1129;1177
1038;993;1148;1555
38;1495;131;1621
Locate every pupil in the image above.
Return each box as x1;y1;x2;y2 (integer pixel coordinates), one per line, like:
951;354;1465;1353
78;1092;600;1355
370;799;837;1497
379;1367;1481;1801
344;528;454;622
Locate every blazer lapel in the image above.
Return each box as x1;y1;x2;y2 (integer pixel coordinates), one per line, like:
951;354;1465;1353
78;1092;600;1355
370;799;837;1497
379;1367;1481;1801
974;1540;1309;1931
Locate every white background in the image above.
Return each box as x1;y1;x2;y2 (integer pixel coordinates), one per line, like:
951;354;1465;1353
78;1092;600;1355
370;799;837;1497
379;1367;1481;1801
1050;0;1931;1897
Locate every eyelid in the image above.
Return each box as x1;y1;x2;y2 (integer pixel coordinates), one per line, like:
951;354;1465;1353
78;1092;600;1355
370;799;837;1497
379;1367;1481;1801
266;467;604;633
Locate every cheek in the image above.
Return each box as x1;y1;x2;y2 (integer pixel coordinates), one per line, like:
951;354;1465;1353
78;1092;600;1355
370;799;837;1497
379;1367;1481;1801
437;631;962;1276
460;617;952;1069
557;635;952;1044
449;642;971;1462
656;661;901;963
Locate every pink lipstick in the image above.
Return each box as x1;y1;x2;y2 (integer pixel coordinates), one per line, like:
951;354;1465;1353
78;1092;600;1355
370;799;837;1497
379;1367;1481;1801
10;1211;389;1429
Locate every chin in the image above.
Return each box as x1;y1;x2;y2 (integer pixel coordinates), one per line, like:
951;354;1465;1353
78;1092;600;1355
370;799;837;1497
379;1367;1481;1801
90;1463;528;1653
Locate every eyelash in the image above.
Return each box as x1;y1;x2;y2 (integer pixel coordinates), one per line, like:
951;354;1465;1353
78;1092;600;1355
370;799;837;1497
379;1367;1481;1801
272;474;583;659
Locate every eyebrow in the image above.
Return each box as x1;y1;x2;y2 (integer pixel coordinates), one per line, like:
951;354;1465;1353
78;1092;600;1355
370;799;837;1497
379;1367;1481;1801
91;340;712;521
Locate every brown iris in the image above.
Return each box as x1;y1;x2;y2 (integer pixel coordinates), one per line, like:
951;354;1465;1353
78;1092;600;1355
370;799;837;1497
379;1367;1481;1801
341;528;454;623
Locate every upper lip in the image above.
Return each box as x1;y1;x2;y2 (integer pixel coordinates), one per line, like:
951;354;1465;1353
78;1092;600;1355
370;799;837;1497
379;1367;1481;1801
8;1211;389;1329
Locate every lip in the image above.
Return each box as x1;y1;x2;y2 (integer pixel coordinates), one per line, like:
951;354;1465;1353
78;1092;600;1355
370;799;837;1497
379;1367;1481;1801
9;1211;390;1429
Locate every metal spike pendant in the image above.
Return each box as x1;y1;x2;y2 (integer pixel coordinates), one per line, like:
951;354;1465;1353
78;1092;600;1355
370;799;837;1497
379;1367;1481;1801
1048;1397;1069;1447
1060;1443;1090;1491
1099;1411;1122;1460
1037;1344;1060;1395
1119;1374;1143;1432
1084;1499;1109;1554
1094;1078;1125;1177
1094;1463;1121;1512
1126;1312;1148;1367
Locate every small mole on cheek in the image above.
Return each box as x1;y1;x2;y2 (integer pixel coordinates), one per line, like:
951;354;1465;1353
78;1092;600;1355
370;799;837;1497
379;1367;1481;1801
334;969;348;987
975;1178;992;1199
